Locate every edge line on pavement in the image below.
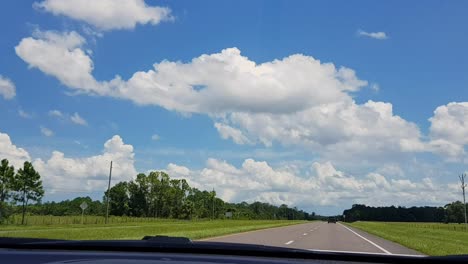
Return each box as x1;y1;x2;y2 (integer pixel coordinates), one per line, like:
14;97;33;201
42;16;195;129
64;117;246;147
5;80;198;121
338;223;392;255
285;240;294;245
308;249;421;257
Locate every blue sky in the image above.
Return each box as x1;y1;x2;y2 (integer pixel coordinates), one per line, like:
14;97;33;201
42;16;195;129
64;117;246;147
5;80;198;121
0;0;467;214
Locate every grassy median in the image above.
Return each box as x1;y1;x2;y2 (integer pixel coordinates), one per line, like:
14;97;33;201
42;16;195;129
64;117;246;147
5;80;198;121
0;219;305;240
347;221;468;256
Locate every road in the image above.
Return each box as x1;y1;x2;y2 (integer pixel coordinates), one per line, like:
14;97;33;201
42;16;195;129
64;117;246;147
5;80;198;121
203;222;423;256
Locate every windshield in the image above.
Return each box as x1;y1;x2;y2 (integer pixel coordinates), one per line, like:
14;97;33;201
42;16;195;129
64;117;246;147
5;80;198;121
0;0;467;257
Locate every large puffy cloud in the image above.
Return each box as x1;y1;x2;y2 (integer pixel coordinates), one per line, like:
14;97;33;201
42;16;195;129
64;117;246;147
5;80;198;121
15;32;366;114
0;129;460;210
167;158;459;210
15;30;108;93
0;75;16;100
0;132;31;168
0;131;137;194
34;0;172;31
15;32;411;153
428;102;468;160
14;31;434;161
218;100;424;160
34;135;137;192
121;48;367;113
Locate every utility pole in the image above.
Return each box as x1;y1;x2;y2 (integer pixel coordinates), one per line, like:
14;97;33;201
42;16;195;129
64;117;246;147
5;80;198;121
105;161;113;224
460;173;467;231
212;188;215;220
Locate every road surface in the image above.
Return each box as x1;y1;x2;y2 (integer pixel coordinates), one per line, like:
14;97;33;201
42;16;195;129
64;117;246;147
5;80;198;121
203;222;422;256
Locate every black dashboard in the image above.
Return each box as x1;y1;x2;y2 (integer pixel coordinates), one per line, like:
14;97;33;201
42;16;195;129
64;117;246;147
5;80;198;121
0;237;466;264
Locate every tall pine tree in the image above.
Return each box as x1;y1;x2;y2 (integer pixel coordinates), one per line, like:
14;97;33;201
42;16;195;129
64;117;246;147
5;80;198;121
0;159;15;219
14;161;44;225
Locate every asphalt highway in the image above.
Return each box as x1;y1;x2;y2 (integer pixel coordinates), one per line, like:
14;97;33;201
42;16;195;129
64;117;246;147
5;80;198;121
203;221;422;256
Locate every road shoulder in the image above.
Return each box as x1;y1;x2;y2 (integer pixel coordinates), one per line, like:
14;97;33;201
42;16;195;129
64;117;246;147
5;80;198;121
341;223;424;256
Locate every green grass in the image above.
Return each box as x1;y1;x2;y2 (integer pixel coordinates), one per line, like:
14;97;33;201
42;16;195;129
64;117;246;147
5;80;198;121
3;214;174;225
347;221;468;256
0;219;305;240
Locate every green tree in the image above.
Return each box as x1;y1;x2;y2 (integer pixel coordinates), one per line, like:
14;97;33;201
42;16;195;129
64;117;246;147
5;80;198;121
445;201;466;223
14;161;44;225
128;173;148;217
0;159;15;220
0;159;15;203
105;182;130;216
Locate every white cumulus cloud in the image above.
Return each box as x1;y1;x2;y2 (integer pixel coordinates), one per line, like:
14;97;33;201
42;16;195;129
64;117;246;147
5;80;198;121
0;131;31;168
34;0;173;31
428;102;468;161
166;158;458;209
0;129;461;209
15;34;367;114
121;48;367;114
214;123;251;145
429;102;468;146
0;75;16;100
217;100;424;161
15;30;109;93
34;135;137;192
0;131;137;194
15;33;444;162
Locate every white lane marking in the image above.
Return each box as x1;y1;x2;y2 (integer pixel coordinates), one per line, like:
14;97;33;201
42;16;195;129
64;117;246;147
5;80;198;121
303;233;308;236
308;249;423;257
285;240;294;245
338;223;391;255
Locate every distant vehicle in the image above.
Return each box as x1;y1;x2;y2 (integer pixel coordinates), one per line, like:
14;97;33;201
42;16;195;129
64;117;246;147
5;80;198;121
327;217;337;223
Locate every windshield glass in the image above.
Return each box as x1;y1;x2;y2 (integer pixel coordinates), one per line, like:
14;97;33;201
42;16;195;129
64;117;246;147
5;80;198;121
0;0;467;257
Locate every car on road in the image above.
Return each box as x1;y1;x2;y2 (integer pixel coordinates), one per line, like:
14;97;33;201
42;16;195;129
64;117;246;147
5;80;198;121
327;217;337;223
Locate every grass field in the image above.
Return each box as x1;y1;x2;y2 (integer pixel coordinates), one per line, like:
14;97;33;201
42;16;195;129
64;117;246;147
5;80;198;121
4;214;176;225
347;221;468;256
0;219;305;240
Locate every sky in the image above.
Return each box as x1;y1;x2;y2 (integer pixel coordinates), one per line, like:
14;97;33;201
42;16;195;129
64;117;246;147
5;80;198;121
0;0;467;215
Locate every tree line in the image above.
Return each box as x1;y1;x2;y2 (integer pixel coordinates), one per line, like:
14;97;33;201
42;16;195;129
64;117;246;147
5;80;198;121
342;203;468;223
5;157;466;224
100;171;315;220
0;158;315;223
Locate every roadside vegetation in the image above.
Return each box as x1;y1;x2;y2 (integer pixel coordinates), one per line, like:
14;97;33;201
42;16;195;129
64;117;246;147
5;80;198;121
347;221;468;256
0;219;305;240
1;158;319;227
342;203;468;223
